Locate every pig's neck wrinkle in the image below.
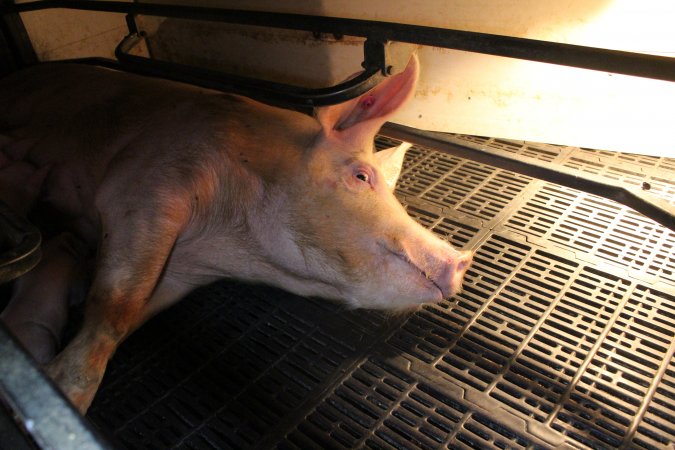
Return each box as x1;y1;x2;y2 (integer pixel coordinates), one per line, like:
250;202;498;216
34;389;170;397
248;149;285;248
169;230;344;301
175;183;346;300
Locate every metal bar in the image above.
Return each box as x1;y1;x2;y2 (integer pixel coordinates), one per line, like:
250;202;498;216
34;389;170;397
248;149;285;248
0;323;111;450
381;123;675;231
0;0;37;74
114;32;385;107
4;0;675;82
0;201;41;284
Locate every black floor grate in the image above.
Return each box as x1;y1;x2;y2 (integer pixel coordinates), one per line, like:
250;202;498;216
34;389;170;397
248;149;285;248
88;284;401;449
395;146;533;222
280;358;549;450
84;135;675;449
507;183;675;285
453;135;566;163
561;150;675;205
633;354;675;450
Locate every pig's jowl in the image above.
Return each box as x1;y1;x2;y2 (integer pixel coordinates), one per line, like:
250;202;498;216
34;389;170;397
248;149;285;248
0;56;472;413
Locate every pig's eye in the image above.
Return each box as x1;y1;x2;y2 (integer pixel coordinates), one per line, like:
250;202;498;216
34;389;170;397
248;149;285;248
350;166;375;189
355;171;370;183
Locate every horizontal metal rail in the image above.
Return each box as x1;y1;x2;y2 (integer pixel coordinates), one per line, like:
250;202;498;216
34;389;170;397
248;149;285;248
4;0;675;83
382;123;675;231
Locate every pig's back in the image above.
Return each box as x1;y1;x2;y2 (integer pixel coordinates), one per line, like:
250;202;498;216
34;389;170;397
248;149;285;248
0;64;319;233
0;64;318;168
1;64;228;167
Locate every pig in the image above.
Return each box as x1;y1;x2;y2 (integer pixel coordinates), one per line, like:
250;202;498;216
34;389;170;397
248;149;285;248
0;55;472;413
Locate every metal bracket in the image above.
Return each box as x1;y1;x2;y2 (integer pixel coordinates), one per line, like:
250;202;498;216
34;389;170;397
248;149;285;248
363;37;387;75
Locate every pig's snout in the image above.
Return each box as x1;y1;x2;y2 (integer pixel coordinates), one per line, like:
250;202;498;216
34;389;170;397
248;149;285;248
396;236;474;303
438;250;473;298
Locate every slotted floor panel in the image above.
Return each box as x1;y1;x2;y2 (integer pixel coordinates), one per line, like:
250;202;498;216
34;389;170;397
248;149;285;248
86;135;675;449
506;183;675;283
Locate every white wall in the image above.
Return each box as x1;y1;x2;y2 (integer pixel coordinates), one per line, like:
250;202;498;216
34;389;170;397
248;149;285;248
18;0;675;156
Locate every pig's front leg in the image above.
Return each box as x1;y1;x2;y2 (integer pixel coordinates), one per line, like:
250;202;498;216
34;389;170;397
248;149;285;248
46;190;191;413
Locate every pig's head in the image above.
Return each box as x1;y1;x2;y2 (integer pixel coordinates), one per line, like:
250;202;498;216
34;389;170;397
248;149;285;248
273;55;473;310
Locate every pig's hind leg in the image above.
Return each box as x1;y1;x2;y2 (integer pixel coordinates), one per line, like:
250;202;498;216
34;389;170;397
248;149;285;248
1;233;88;364
46;182;192;413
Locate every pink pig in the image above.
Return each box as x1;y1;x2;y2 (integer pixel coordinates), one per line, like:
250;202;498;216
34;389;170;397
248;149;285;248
0;56;472;413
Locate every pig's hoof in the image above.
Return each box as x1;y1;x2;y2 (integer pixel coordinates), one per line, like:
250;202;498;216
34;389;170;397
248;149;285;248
45;361;99;414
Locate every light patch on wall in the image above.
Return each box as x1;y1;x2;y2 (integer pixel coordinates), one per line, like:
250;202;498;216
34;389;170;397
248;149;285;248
19;9;129;60
568;0;675;56
395;48;675;157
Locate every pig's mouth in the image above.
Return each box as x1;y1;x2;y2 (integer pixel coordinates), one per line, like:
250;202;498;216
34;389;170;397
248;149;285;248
380;243;445;298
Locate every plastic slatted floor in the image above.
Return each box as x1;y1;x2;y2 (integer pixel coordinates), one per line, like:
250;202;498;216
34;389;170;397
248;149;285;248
87;135;675;450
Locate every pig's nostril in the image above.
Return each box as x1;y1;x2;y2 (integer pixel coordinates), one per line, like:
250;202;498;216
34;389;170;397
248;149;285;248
457;260;468;272
456;251;473;273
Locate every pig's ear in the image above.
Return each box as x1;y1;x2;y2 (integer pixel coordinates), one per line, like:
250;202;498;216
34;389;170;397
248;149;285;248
374;143;412;191
316;55;419;136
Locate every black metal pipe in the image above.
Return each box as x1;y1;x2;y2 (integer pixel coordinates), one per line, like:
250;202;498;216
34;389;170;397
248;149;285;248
381;123;675;231
113;32;385;107
4;0;675;83
0;3;37;74
0;322;112;449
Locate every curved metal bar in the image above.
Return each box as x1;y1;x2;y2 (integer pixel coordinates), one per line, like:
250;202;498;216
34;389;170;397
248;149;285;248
0;201;41;284
115;33;385;107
